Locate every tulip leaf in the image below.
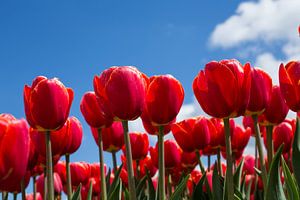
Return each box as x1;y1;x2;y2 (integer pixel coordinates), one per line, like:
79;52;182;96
136;176;147;199
146;171;156;200
192;172;207;200
213;165;223;200
71;183;82;200
86;181;93;200
169;175;189;200
245;178;252;200
293;117;300;188
108;179;122;200
107;164;123;198
234;158;244;191
265;145;286;200
106;168;112;193
281;156;300;200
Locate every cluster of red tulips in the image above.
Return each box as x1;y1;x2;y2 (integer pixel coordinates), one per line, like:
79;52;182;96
1;60;300;200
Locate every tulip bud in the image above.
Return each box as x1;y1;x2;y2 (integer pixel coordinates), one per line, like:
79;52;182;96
62;117;83;155
24;76;73;131
94;66;148;121
36;172;63;196
122;132;149;160
70;162;91;186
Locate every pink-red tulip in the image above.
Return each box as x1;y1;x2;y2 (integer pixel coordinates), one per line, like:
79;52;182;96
142;114;174;135
122;132;149;160
150;140;182;170
24;76;73;130
242;116;266;136
36;172;63;196
193;59;251;118
172;116;212;152
93;66;148;121
70;162;91;186
80;91;113;128
246;67;272;115
54;161;67;184
142;75;184;126
91;121;124;153
0;114;30;192
181;151;198;170
26;193;43;200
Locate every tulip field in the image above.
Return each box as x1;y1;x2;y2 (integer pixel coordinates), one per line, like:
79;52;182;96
2;59;300;200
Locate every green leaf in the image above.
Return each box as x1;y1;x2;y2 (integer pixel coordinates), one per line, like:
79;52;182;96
146;171;156;200
281;156;300;200
212;165;223;200
136;176;147;199
265;145;286;200
169;175;189;200
293;117;300;188
234;158;244;191
106;168;112;193
107;164;123;198
71;183;82;200
108;179;123;200
86;181;93;200
192;172;207;200
245;178;253;200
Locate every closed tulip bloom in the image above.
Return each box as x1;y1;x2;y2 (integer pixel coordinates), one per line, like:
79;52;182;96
239;155;255;175
0;114;30;191
172;116;212;152
193;59;251;118
141;112;174;135
70;162;91;186
90;162;107;179
62;117;83;155
122;132;149;160
91;121;124;153
80;91;113;128
231;125;251;153
242;116;266;136
26;193;43;200
24;76;73;130
94;66;148;121
246;67;272;115
54;161;67;184
150;140;182;169
279;61;300;112
209;118;225;149
36;172;63;196
181;151;198;170
142;75;184;126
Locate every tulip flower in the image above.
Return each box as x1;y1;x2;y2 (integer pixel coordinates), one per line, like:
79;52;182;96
0;114;30;192
142;74;184;200
238;155;255;175
279;61;300;112
122;132;149;161
193;59;251;198
230;124;251;161
24;76;73;200
94;66;148;200
36;172;63;197
70;162;91;187
141;113;174;136
26;193;43;200
181;152;198;171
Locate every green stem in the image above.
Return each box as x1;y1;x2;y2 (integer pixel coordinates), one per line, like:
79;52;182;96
2;192;8;200
21;177;25;200
207;155;211;171
195;150;205;173
13;193;17;200
158;126;165;200
136;159;140;179
44;168;47;200
45;131;54;200
65;154;72;200
266;125;274;168
167;173;172;198
252;115;268;189
223;118;234;199
97;128;107;200
112;151;118;172
217;147;222;176
33;176;37;200
122;121;137;200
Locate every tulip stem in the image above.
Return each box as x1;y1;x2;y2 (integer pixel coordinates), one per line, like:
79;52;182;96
45;130;54;200
97;128;107;200
112;151;118;172
195;150;205;173
21;177;26;200
217;148;222;176
2;192;8;200
136;159;140;178
207;155;211;171
33;176;37;200
252;115;268;189
13;193;17;200
65;154;72;200
167;173;172;198
122;120;137;200
44;168;47;200
266;125;274;168
223;118;234;199
158;126;165;200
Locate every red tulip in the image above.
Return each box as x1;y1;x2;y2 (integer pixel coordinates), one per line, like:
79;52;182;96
142;113;174;135
90;162;107;179
61;117;83;155
238;155;255;175
54;161;67;184
94;66;148;121
142;75;184;126
122;132;149;160
172;116;212;152
24;76;73;130
242;116;266;136
91;121;124;153
36;172;63;196
150;140;182;170
193;59;251;118
0;114;30;192
209;118;225;149
70;162;91;186
187;170;202;194
231;124;251;153
246;67;272;115
279;61;300;112
260;86;289;125
181;151;198;170
80;91;113;128
26;193;43;200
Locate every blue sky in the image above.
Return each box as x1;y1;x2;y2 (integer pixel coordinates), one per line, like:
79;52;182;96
1;0;300;193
